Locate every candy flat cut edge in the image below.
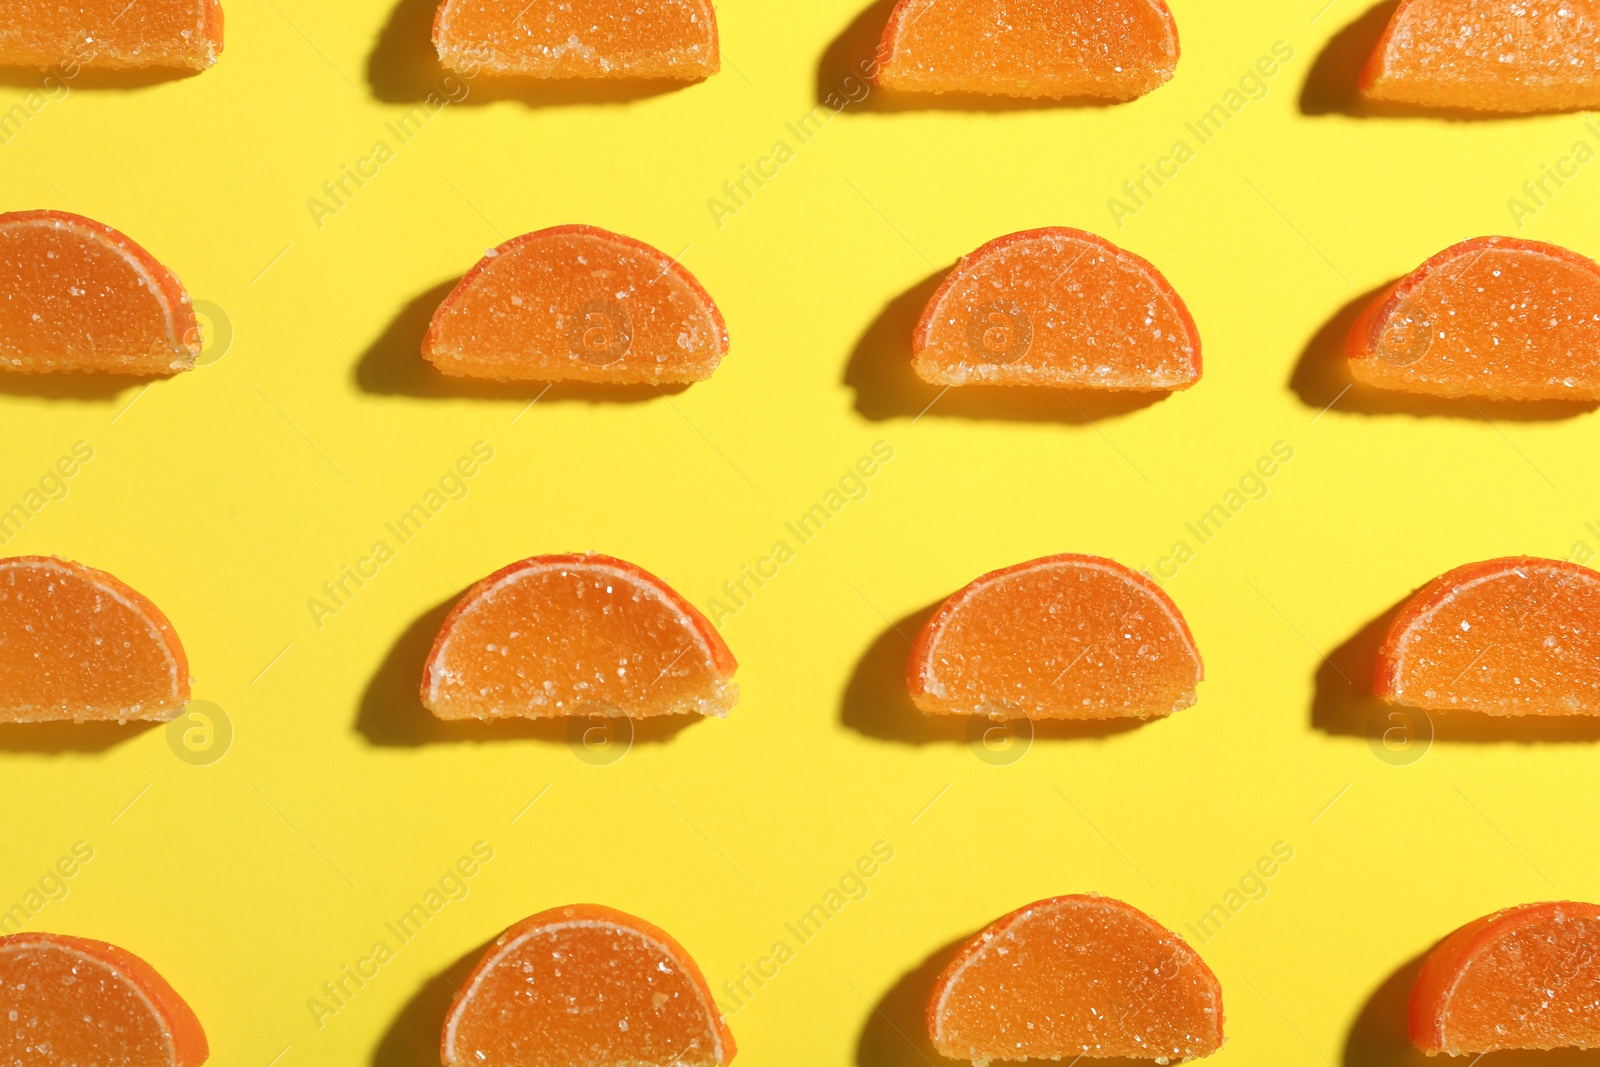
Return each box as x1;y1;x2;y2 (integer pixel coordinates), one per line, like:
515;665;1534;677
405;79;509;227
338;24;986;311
420;223;730;383
0;555;192;723
874;0;1181;100
0;1;224;71
912;226;1203;390
430;0;720;79
0;931;209;1067
419;552;738;720
1358;0;1599;113
907;553;1204;719
1410;901;1600;1053
0;209;201;375
1346;236;1600;399
927;894;1225;1060
440;903;735;1067
1376;555;1600;715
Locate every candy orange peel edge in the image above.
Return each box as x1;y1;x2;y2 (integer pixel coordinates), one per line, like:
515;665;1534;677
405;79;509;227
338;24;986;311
440;903;735;1067
0;931;208;1067
912;227;1202;391
907;553;1203;720
432;0;719;80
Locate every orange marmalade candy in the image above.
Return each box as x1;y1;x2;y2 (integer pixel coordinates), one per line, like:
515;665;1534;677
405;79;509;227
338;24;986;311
913;228;1201;390
1348;236;1600;401
1377;556;1600;716
929;895;1224;1063
1411;902;1600;1054
0;210;201;375
1362;0;1600;113
0;932;209;1066
876;0;1180;101
441;904;734;1067
0;0;222;70
909;553;1203;719
422;553;737;720
423;225;729;385
0;556;191;723
432;0;719;79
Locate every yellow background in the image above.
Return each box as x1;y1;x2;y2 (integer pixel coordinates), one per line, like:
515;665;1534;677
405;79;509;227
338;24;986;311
3;0;1600;1064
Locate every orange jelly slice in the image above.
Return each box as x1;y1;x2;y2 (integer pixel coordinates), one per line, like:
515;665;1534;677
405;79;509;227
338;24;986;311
909;553;1203;719
441;904;735;1067
0;556;190;723
0;211;201;376
1362;0;1600;113
1348;236;1600;401
422;553;737;720
432;0;719;79
1377;556;1600;716
1411;901;1600;1054
0;932;208;1067
929;895;1224;1063
912;228;1201;390
0;0;222;70
423;225;729;385
876;0;1180;101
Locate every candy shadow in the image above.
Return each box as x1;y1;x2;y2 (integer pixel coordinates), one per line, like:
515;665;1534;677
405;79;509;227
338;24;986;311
818;0;1132;114
1313;596;1600;744
353;278;687;404
1300;1;1585;120
356;594;704;747
844;269;1171;424
1289;285;1599;422
0;67;204;91
840;602;1146;745
366;0;696;107
369;937;489;1067
0;720;158;755
0;374;151;401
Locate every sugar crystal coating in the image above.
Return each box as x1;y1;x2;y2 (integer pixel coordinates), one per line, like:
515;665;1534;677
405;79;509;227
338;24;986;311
1412;902;1600;1054
913;228;1201;391
0;211;200;376
0;556;190;723
1348;237;1600;401
909;554;1203;719
1363;0;1600;113
929;895;1225;1063
876;0;1180;100
1378;556;1600;715
422;553;737;720
0;0;221;70
0;933;208;1067
423;225;729;385
433;0;719;79
442;905;733;1067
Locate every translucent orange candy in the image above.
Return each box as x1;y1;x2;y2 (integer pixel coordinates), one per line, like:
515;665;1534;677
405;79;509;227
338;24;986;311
422;553;737;720
0;0;222;70
1348;237;1600;401
1362;0;1600;113
913;228;1201;390
1411;901;1600;1054
1377;556;1600;716
441;904;734;1067
432;0;719;79
0;210;200;376
0;556;191;723
423;225;729;385
908;554;1203;719
0;932;209;1066
876;0;1180;101
928;895;1225;1063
